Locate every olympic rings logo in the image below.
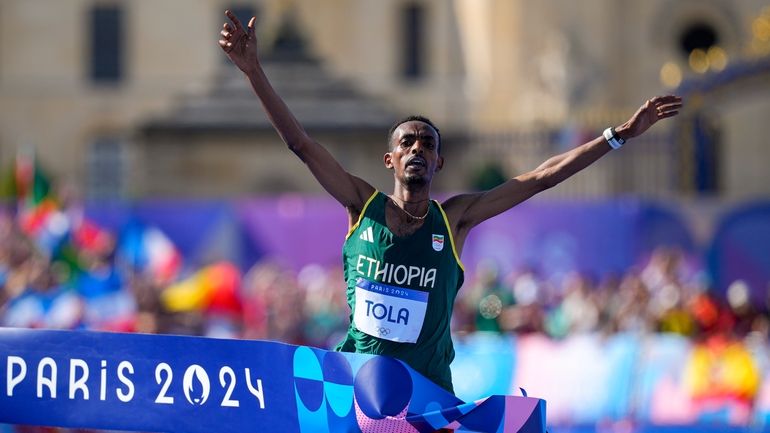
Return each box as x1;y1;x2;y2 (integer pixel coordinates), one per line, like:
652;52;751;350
375;327;390;336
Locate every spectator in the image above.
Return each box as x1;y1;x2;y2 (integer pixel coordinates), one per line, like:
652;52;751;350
0;203;764;352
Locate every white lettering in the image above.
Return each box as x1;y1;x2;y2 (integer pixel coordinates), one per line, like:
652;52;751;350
356;255;365;275
37;357;57;399
100;360;107;401
355;255;437;289
374;260;386;281
407;266;421;286
423;268;437;289
365;257;377;277
69;359;89;400
220;366;239;407
6;356;26;396
245;368;265;409
393;265;408;284
116;361;134;402
155;363;174;404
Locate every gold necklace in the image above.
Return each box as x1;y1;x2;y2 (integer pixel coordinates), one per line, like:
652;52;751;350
391;197;430;220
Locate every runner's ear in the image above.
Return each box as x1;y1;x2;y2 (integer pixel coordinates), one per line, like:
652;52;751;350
384;152;394;169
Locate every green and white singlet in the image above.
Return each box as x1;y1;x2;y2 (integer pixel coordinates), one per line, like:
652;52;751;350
335;191;465;392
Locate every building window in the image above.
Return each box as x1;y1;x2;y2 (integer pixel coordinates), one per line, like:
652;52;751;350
401;3;425;80
89;4;124;83
86;137;126;199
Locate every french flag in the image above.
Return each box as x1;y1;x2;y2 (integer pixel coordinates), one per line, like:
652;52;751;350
117;222;182;285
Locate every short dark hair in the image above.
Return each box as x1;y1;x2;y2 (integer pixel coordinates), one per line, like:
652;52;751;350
387;115;441;154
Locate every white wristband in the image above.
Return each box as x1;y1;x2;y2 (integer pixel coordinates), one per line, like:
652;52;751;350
603;127;625;150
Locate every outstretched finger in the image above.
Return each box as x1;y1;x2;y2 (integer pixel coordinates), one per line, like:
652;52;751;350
248;16;256;39
658;102;683;112
218;39;233;51
225;10;244;33
653;95;682;106
658;111;679;119
220;29;231;39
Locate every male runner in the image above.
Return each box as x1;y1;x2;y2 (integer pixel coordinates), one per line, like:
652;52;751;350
219;10;682;392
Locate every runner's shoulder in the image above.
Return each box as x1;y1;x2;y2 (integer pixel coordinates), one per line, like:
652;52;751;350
440;192;482;228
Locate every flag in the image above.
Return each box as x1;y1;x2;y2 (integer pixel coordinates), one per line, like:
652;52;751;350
117;221;183;285
162;261;242;314
3;148;72;259
13;146;51;208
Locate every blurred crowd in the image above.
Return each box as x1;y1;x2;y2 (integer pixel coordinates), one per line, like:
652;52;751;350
2;204;768;349
454;249;770;345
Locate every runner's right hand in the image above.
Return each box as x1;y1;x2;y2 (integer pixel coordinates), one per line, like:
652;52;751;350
219;10;258;73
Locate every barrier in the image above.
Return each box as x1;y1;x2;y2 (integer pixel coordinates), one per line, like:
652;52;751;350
0;329;545;433
452;333;766;427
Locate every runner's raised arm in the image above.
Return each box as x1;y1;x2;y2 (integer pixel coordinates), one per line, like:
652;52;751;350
441;95;683;253
219;10;374;221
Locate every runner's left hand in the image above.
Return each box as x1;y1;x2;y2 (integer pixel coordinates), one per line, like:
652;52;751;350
616;95;683;140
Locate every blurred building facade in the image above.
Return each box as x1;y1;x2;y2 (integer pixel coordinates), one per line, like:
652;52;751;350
0;0;769;199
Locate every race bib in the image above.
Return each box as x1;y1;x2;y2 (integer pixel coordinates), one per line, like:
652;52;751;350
353;277;429;343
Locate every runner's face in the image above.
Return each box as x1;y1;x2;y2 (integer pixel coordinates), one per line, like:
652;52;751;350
385;121;443;186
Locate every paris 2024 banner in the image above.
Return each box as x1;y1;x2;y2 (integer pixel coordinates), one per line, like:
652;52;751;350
0;328;545;433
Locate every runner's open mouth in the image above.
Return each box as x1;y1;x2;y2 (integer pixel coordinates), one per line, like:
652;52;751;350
406;157;426;168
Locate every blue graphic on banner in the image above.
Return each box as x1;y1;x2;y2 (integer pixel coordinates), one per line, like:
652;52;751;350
0;328;545;433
